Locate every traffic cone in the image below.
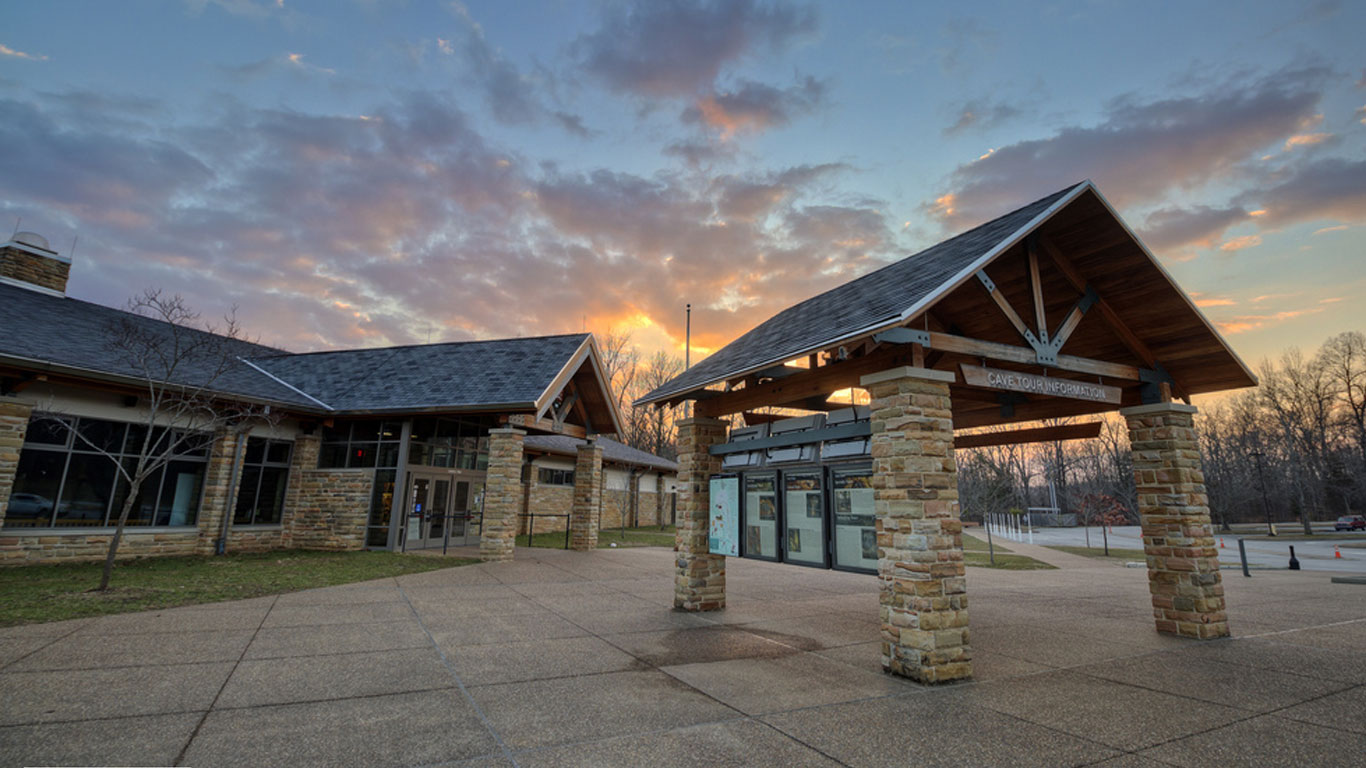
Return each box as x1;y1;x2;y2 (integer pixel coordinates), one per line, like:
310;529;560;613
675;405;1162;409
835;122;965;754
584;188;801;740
1335;545;1343;559
1220;538;1226;548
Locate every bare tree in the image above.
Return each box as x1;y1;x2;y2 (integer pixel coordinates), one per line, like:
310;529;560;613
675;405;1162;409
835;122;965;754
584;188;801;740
1322;331;1366;472
596;328;640;437
39;290;276;590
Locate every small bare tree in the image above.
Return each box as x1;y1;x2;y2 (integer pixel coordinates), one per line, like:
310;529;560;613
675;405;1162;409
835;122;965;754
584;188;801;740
39;289;276;590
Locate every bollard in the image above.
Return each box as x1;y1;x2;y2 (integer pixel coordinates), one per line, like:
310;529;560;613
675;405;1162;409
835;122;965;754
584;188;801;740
1238;538;1250;577
1288;545;1301;571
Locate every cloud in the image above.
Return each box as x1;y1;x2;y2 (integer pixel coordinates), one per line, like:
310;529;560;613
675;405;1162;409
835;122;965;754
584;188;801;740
0;88;895;359
682;76;824;138
1312;224;1348;235
574;0;817;98
1356;105;1366;124
944;98;1021;135
662;139;737;168
1187;292;1236;308
1217;307;1323;335
1218;234;1262;252
228;52;334;80
927;67;1328;229
1236;157;1366;229
1283;131;1331;149
1138;204;1249;257
0;43;48;61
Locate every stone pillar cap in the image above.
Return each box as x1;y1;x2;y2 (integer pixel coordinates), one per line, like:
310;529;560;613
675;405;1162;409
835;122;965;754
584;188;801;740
859;366;956;387
489;427;527;435
1119;402;1198;416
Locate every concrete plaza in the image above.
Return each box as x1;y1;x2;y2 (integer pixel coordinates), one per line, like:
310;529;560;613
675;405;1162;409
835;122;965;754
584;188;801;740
1;545;1363;767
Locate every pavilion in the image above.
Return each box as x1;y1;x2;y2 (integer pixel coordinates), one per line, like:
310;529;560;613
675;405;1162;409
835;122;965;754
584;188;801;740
637;180;1257;684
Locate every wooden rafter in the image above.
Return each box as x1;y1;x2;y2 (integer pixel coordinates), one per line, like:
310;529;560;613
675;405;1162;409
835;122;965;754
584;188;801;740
877;328;1140;381
953;421;1102;450
504;413;588;438
976;269;1042;350
1037;238;1188;401
1027;239;1048;346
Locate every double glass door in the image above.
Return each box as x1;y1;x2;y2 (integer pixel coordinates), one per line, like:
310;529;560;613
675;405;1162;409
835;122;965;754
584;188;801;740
403;470;484;549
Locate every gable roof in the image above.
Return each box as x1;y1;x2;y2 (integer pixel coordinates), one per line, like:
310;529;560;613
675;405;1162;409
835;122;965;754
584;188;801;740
523;434;678;472
0;283;621;430
638;180;1255;406
249;334;592;412
638;183;1085;405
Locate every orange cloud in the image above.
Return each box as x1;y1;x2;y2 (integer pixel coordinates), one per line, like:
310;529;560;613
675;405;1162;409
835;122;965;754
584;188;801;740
0;43;47;61
1312;224;1348;236
928;193;957;220
1219;234;1262;251
1284;132;1331;149
1217;308;1324;334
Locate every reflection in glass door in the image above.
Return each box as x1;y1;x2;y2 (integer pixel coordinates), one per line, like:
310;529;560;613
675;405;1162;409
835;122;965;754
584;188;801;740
428;478;450;545
405;476;430;550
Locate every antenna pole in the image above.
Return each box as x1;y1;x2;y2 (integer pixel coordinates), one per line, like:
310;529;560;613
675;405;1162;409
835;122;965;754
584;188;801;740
685;303;692;420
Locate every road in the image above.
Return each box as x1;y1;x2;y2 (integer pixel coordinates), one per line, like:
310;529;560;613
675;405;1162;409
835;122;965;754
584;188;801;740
985;524;1366;573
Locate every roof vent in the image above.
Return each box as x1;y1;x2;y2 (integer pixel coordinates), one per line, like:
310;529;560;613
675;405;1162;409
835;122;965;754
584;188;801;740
12;231;53;252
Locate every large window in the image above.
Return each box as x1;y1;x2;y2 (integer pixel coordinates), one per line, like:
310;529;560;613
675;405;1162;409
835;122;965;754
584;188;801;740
537;468;575;486
408;417;491;470
319;421;403;469
7;415;209;529
233;437;293;526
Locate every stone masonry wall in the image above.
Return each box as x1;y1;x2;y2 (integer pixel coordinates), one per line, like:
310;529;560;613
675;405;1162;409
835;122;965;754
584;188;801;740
674;417;727;611
288;468;372;551
0;530;199;564
280;434;321;548
193;429;240;555
0;399;34;528
863;367;972;684
1;246;70;293
1123;403;1229;639
480;428;524;562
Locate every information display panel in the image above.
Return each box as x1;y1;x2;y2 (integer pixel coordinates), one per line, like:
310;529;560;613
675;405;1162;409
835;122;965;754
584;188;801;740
783;469;826;565
831;464;877;571
743;473;779;559
708;476;739;556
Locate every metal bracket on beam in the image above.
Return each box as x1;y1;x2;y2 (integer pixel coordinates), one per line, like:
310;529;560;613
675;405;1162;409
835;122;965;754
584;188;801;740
975;270;997;294
1138;363;1175;404
872;327;931;346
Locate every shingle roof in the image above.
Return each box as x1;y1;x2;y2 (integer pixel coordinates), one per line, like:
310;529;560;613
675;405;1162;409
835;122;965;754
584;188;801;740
0;282;318;408
250;334;591;412
637;182;1086;404
523;434;678;472
0;281;595;415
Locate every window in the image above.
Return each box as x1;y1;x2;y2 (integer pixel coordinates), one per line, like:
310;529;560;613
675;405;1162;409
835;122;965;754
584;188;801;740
233;437;293;525
408;418;491;470
318;421;403;470
7;414;209;529
537;468;575;486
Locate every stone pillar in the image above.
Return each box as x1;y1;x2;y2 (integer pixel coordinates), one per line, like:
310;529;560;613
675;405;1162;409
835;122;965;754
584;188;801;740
281;434;321;548
0;399;34;528
195;428;244;555
1122;403;1229;639
861;366;971;684
570;440;603;550
479;428;524;562
674;417;728;611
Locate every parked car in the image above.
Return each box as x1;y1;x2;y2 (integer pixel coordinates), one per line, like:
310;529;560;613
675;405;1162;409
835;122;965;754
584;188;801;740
5;493;54;521
1335;515;1366;531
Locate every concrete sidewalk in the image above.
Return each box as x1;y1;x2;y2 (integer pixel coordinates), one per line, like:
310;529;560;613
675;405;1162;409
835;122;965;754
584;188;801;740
1;547;1363;767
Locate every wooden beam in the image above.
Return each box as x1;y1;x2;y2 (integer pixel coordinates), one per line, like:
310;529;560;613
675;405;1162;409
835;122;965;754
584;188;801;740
1038;237;1188;400
976;269;1043;350
1028;241;1048;345
952;396;1125;430
504;413;588;438
695;345;917;418
954;421;1102;450
923;330;1139;381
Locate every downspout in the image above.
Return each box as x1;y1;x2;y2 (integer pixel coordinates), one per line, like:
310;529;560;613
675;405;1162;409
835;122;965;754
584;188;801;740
215;430;248;555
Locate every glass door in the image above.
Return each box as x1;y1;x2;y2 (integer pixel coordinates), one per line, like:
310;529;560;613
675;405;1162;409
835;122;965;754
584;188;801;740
404;472;454;550
404;475;430;550
447;476;485;546
427;478;450;546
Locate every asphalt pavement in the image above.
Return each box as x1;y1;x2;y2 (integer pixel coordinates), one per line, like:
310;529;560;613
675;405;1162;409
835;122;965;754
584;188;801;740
992;524;1366;573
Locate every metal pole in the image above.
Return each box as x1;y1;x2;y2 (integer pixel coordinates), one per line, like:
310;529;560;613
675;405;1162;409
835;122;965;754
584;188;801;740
984;513;995;566
1237;538;1250;577
685;303;692;420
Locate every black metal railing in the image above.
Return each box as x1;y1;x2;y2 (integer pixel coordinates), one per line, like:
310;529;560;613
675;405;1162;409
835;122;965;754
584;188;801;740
516;512;571;549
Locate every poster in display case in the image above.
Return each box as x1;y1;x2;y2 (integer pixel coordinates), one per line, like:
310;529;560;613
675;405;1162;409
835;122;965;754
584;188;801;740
708;476;739;556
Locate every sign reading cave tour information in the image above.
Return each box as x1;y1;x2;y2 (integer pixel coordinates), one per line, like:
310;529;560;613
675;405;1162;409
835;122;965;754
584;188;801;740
708;476;740;556
960;364;1122;404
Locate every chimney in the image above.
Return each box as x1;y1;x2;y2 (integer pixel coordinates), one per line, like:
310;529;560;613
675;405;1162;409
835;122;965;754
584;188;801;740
0;232;70;295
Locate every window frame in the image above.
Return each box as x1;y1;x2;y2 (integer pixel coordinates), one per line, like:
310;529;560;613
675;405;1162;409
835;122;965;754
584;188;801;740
233;436;294;527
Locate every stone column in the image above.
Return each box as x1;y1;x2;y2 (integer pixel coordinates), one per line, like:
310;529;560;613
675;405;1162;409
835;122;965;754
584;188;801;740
195;428;244;555
674;417;728;611
861;366;971;684
479;427;524;562
1122;403;1228;639
281;434;321;548
570;439;603;550
0;399;34;528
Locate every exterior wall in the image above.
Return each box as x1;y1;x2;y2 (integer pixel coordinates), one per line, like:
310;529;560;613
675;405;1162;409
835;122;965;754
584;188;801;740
0;530;200;563
0;399;34;527
288;468;372;550
523;455;677;533
194;429;242;555
1;245;70;293
1123;403;1229;639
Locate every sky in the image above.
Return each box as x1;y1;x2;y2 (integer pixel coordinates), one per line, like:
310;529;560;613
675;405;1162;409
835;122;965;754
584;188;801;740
1;0;1363;384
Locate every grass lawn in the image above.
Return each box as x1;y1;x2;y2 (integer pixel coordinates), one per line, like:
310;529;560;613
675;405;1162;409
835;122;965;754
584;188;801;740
962;532;1053;569
0;550;474;626
1045;544;1149;561
517;525;676;549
